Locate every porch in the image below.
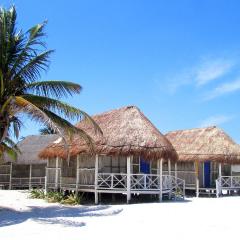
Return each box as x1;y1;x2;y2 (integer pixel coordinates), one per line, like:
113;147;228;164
216;176;240;197
0;163;46;189
45;154;185;203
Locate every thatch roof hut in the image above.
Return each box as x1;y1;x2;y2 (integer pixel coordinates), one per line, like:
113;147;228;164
40;106;177;161
165;126;240;163
5;135;59;164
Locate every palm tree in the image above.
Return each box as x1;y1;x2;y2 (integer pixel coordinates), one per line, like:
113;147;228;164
0;6;101;160
39;126;57;135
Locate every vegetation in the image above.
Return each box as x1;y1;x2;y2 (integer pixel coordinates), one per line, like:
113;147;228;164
39;126;57;135
30;189;82;205
60;193;82;205
0;6;101;162
45;191;65;203
30;188;45;199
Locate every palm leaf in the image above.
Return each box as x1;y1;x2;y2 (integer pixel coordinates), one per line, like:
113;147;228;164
26;81;82;98
21;94;102;134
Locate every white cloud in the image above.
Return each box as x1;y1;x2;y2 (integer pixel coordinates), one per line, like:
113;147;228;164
199;115;234;128
165;57;235;93
195;59;234;86
204;79;240;100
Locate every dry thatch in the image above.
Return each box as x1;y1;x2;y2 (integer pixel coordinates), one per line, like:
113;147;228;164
165;126;240;163
5;135;59;164
39;106;177;161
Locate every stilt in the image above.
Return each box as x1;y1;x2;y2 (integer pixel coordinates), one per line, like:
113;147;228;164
44;158;49;194
9;162;12;190
95;154;99;204
55;156;59;189
168;159;171;200
159;158;163;202
127;156;131;203
29;164;32;190
218;163;222;196
76;155;80;195
195;161;199;198
218;163;222;178
175;162;177;178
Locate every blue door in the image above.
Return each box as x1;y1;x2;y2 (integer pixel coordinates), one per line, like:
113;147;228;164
204;161;211;188
140;159;150;174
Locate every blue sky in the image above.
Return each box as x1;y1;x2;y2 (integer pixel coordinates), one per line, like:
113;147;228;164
3;0;240;142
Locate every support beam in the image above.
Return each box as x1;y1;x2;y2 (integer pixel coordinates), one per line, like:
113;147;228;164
195;161;199;198
175;162;177;179
55;156;59;189
29;164;32;190
76;155;80;194
127;156;131;203
168;159;171;200
159;158;163;202
219;163;222;178
9;162;12;190
95;154;99;204
45;158;49;194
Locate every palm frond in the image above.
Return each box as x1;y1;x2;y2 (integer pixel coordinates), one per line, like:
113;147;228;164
21;94;102;134
39;126;57;135
43;109;94;152
1;142;18;161
14;50;54;84
10;20;48;75
13;96;62;134
26;81;81;98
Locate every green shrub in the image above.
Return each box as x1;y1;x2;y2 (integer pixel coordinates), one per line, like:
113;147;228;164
45;191;64;203
30;189;45;199
60;194;81;205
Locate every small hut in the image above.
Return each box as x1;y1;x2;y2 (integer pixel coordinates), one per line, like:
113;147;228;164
165;126;240;196
0;134;58;189
40;106;185;203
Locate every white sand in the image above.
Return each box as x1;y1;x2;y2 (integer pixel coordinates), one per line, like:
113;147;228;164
0;190;239;240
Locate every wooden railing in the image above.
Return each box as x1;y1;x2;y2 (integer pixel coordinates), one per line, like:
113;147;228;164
97;173;185;198
216;176;240;197
98;173;127;189
11;177;45;188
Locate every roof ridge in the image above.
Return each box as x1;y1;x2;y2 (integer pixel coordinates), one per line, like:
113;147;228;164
165;125;217;134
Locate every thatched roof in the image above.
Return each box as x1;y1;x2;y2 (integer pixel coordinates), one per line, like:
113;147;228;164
165;126;240;163
5;135;59;165
39;106;177;161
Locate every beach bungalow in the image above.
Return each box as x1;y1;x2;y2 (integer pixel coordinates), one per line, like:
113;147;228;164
40;106;185;203
165;126;240;197
0;134;58;189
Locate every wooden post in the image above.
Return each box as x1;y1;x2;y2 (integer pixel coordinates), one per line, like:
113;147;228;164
55;157;59;189
168;159;171;200
175;162;177;179
159;158;163;202
95;154;99;204
127;156;131;203
76;155;80;194
219;163;222;178
9;162;12;190
44;158;49;194
29;164;32;190
195;161;199;197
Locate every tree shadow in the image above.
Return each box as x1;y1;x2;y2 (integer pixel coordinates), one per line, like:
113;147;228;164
0;204;123;228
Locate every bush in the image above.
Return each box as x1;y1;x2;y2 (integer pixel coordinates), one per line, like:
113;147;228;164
30;189;45;199
60;194;82;205
29;189;82;205
45;191;64;203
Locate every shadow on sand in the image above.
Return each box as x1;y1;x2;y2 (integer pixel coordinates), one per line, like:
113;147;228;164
0;204;123;228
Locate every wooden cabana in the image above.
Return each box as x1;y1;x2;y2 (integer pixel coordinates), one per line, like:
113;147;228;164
40;106;185;203
0;134;58;189
165;126;240;197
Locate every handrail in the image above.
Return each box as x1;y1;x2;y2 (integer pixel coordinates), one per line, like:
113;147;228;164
97;173;185;198
216;176;240;197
